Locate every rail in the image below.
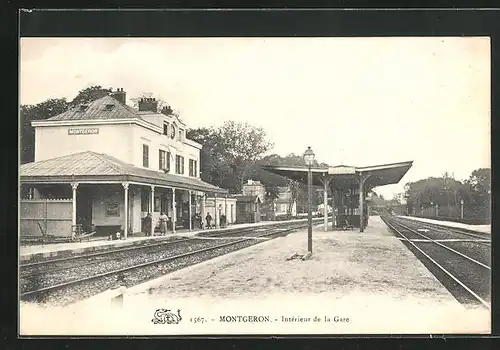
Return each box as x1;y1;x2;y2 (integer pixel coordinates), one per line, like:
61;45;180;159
381;216;490;309
20;221;320;304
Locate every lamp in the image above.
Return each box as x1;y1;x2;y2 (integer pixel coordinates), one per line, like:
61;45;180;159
304;146;315;167
303;146;315;255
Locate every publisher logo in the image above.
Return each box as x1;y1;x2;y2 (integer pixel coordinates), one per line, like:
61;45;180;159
152;309;182;324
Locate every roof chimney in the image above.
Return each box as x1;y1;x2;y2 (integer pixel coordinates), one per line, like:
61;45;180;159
138;97;158;112
110;88;126;105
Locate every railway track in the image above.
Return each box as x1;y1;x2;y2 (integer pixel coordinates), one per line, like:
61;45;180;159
395;216;491;243
20;220;315;277
381;215;490;309
20;220;326;305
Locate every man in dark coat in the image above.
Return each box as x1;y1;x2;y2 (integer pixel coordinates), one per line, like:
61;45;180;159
205;212;212;229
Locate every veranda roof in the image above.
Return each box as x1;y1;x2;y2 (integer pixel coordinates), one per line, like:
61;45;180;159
20;151;228;194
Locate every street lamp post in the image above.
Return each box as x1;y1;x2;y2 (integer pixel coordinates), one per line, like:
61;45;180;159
304;146;315;254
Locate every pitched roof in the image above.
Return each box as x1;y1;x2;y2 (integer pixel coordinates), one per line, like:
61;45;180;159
46;95;139;121
232;194;262;203
20;151;228;194
275;198;292;204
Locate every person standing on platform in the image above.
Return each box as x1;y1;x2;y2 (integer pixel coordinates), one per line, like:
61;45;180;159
205;212;212;229
159;212;168;235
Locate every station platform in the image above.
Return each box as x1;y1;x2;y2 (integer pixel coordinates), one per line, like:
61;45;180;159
397;215;491;234
19;218;316;261
20;216;489;335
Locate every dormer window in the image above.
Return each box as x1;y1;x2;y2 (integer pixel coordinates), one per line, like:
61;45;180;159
178;128;184;141
163;122;169;136
104;104;115;111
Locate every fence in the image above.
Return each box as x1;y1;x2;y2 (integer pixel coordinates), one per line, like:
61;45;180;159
413;205;490;225
20;199;73;237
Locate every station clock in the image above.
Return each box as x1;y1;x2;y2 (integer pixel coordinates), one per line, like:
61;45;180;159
170;124;177;139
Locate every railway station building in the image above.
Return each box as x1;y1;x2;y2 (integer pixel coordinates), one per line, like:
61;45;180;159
262;161;413;232
20;89;228;239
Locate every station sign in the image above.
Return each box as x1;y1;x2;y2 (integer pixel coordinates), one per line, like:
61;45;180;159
68;128;99;135
328;166;356;175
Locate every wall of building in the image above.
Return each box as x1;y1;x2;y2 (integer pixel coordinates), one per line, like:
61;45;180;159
33;118;201;182
275;200;297;216
235;200;260;223
131;123;200;177
34;123;133;163
92;188;125;227
242;180;266;201
204;197;237;225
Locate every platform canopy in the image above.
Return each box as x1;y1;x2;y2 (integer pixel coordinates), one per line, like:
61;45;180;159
261;161;413;190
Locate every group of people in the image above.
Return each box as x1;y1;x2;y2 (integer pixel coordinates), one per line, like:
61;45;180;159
108;211;228;240
195;212;214;230
198;212;227;229
141;211;227;236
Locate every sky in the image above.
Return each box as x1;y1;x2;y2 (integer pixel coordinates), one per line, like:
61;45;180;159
19;37;491;199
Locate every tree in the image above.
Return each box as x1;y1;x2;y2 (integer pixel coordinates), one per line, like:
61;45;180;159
404;168;490;220
186;126;227;187
69;85;112;107
130;92;171;113
465;168;491;218
21;85;116;164
20;98;70;163
248;152;325;213
215;121;274;193
467;168;490;194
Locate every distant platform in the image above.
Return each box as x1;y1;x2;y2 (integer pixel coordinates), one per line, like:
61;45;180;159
397;216;490;234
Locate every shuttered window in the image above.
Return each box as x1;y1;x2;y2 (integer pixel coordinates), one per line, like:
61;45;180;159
159;150;166;170
142;144;149;168
166;152;171;172
175;155;184;175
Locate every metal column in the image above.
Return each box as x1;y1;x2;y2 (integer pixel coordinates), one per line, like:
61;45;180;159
359;174;370;233
307;167;313;253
